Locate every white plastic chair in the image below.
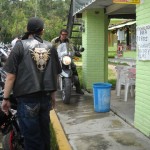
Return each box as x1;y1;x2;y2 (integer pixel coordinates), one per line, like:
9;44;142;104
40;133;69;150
115;65;125;94
117;67;136;102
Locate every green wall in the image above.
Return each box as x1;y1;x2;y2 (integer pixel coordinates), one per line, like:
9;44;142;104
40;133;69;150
82;9;108;90
135;0;150;137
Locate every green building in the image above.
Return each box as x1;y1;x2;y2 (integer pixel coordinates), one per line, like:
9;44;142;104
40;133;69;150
72;0;150;137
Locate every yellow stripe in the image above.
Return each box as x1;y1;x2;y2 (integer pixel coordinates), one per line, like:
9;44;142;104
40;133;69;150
50;110;72;150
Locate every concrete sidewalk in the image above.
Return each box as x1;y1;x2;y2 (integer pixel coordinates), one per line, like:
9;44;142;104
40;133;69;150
55;90;150;150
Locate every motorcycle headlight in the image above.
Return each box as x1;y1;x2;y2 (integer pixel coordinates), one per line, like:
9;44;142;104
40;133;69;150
62;56;71;65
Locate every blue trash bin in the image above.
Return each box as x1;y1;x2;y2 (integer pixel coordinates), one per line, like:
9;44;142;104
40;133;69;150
93;82;112;112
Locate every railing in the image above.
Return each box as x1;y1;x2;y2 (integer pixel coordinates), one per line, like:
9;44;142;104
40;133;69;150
67;0;74;38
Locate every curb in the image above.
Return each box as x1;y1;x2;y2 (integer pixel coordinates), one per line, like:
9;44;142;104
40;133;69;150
50;110;72;150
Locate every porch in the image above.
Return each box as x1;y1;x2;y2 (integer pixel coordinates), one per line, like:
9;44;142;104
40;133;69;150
111;90;135;126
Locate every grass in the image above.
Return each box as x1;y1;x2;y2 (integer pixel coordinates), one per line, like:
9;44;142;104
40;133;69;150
108;67;116;80
108;68;116;89
76;66;83;88
108;46;117;51
77;64;117;90
108;46;137;59
108;61;129;66
50;122;59;150
123;51;136;59
108;51;116;58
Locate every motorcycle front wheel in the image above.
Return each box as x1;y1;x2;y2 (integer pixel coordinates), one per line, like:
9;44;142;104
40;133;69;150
62;78;72;104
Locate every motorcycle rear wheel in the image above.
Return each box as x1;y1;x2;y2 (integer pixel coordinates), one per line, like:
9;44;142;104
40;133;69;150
2;131;23;150
2;131;13;150
62;78;71;104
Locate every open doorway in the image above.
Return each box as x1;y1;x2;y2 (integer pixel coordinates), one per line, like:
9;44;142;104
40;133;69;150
108;19;136;126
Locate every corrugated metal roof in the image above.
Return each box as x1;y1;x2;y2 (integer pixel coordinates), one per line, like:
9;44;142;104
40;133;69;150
73;0;135;17
73;0;96;15
108;21;136;30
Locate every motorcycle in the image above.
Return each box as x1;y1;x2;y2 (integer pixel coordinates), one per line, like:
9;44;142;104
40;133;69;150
0;43;9;91
0;62;24;150
0;43;11;67
57;43;84;104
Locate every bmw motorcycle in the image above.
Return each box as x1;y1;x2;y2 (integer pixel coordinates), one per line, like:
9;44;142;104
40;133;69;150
57;43;84;104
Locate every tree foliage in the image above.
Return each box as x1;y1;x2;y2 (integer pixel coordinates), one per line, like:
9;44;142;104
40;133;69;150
0;0;70;43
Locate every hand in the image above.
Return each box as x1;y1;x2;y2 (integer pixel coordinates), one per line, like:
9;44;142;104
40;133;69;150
1;100;11;115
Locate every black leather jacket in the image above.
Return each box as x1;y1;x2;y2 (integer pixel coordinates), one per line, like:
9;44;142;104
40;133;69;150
13;38;60;97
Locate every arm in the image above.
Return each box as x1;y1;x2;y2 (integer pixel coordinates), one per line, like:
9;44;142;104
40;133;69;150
1;41;23;114
51;37;58;48
51;39;55;47
1;73;16;114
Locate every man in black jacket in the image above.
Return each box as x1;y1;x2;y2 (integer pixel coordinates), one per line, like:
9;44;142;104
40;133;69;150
1;17;61;150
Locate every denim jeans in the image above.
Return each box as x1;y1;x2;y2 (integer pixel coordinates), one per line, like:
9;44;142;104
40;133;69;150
17;95;51;150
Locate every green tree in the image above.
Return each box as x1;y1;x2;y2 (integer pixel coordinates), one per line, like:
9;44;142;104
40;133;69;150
0;0;70;43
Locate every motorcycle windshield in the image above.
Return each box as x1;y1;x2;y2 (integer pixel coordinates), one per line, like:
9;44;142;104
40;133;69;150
57;43;68;58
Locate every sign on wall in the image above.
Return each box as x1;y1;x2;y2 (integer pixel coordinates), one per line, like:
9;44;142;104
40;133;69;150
113;0;140;4
137;24;150;60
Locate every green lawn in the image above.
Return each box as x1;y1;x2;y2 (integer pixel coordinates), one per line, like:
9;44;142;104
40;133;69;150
77;64;117;90
50;122;59;150
123;51;136;59
108;46;136;59
108;66;116;89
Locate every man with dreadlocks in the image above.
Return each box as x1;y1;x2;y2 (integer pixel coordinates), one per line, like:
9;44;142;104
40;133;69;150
1;17;61;150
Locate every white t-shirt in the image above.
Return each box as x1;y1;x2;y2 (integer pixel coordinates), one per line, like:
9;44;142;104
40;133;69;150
117;29;125;41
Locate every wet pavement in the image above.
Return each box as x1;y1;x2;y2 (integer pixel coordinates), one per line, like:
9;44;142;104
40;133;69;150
55;90;150;150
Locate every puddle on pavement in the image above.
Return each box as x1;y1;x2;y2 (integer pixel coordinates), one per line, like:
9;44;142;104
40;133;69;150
109;119;123;128
66;113;110;125
109;132;142;147
75;134;111;150
56;93;115;125
56;96;94;113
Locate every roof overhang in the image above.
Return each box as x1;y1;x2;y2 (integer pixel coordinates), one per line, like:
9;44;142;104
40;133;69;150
108;20;136;30
73;0;136;19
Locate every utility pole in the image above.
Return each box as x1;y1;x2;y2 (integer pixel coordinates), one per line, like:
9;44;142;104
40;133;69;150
35;0;37;17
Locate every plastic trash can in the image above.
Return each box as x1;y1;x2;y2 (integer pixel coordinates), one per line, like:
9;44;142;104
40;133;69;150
93;82;112;112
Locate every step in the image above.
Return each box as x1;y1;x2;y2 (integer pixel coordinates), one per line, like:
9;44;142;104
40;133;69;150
72;30;80;32
70;37;82;39
73;23;81;26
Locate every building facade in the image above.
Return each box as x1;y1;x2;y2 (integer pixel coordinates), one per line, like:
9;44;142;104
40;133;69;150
134;0;150;137
72;0;150;137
